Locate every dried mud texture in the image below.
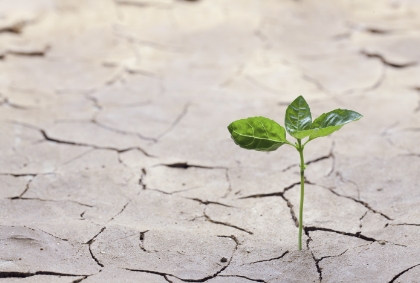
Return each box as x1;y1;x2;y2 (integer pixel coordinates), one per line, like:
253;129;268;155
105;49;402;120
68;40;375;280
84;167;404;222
1;0;420;282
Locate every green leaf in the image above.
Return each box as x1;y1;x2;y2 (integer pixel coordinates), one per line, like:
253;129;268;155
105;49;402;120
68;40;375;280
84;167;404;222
308;109;362;141
227;116;288;151
285;96;313;139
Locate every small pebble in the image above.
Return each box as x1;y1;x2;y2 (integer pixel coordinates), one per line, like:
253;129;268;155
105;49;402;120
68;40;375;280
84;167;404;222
221;257;228;263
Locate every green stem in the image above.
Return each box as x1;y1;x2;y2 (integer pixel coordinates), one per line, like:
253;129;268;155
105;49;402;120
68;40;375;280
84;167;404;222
297;139;305;251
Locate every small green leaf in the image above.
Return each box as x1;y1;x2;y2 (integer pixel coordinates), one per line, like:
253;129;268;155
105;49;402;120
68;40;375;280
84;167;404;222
227;116;288;151
308;109;362;141
285;96;313;139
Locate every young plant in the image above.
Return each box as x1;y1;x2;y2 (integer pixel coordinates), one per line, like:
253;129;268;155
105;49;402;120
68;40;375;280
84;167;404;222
227;96;362;250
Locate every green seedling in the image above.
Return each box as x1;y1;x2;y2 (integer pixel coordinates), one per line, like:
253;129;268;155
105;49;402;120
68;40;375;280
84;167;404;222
227;96;362;250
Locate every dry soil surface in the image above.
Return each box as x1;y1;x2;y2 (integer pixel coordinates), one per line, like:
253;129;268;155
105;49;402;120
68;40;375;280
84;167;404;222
1;0;420;282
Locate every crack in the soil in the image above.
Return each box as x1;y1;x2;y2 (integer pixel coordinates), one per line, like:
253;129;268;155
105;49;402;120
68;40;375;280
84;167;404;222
107;201;131;223
15;176;34;198
238;181;301;227
85;94;103;111
305;226;377;242
391;223;420;227
72;276;89;283
306;178;392;221
282;141;335;175
139;230;148;252
357;64;386;94
219;275;266;282
8;197;94;208
190;234;239;282
24;226;69;242
380;121;400;136
92;120;157;142
310;248;350;283
301;74;332;95
4;46;50;58
139;230;158;253
217;234;240;246
326;186;392;220
0;18;35;34
385;137;413;154
146;186;202;196
123;269;182;282
106;191;142;223
71;276;87;283
335;171;360;200
0;271;90;279
317;249;348;264
304;228;322;282
413;87;420;112
388;263;420;283
8;120;155;157
85;227;106;268
219;64;244;88
222;168;232;198
363;27;392;35
115;0;172;8
281;194;299;227
62;148;96;166
126;234;239;282
43;129;153;156
163;275;173;283
305;230;323;282
308;53;385;96
204;209;253;235
306;154;332;167
359;211;368;229
187;198;233;208
361;50;417;68
139;168;147;190
239;181;303;199
0;98;30;109
414;101;420;113
157;102;191;140
331;31;352;40
86;227;106;242
0;173;37;177
254;25;271;51
400;127;420;133
403;153;420;159
158;162;226;170
246;250;289;265
326;141;336;176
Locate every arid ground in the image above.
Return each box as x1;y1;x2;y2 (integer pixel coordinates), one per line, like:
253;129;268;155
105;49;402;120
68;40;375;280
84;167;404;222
1;0;420;282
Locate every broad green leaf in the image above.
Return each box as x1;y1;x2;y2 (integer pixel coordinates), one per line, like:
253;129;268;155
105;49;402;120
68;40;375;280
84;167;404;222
227;116;288;151
285;96;313;139
308;109;362;141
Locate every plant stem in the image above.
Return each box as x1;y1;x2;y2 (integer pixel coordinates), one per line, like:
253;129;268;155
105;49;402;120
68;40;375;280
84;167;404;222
297;139;305;251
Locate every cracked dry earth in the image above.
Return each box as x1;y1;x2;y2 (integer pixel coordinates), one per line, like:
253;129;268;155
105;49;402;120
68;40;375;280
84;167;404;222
1;0;420;283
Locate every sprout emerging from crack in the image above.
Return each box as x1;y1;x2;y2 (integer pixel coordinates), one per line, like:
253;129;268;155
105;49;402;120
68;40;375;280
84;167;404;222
227;96;362;250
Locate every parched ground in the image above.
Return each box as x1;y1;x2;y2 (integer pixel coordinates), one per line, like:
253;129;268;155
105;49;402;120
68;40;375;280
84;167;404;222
1;0;420;282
